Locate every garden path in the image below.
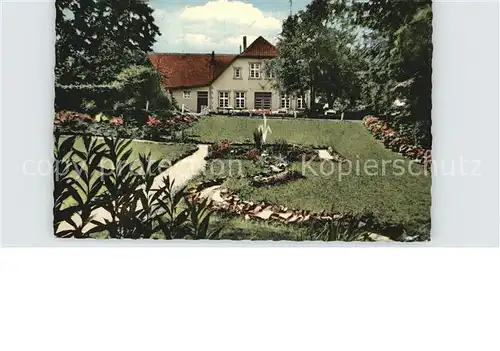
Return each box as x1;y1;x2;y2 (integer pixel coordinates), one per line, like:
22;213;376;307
318;149;334;160
152;144;209;192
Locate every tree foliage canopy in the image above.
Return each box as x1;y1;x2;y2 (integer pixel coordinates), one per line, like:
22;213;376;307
55;0;160;85
268;0;363;111
271;0;432;147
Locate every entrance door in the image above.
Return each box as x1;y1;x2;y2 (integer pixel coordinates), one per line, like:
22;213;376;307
197;91;209;113
254;92;272;110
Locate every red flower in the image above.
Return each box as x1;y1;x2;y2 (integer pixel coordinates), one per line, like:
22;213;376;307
212;140;232;154
247;150;260;161
110;117;124;126
146;116;162;128
55;111;93;125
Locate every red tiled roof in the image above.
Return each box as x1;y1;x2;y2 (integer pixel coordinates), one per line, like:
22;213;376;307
149;36;278;89
240;36;279;58
148;53;235;89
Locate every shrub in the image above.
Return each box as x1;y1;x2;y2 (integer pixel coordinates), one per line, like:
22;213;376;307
253;128;263;150
209;140;233;158
53;136;222;239
363;116;431;168
109;117;124;126
146;116;162;128
94;112;110;123
55;111;94;125
247;149;260;161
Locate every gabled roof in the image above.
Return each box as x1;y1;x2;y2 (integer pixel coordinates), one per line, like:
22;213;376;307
148;53;235;89
148;36;278;89
240;36;279;58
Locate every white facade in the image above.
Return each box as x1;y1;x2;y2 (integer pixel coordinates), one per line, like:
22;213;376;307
170;57;309;113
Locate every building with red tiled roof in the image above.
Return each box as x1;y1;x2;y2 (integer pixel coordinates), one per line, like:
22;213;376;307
148;36;309;113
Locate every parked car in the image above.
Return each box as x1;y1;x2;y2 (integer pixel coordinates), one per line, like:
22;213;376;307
273;108;289;115
324;109;337;117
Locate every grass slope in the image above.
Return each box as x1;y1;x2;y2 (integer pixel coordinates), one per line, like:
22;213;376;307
187;115;367;147
189;116;431;233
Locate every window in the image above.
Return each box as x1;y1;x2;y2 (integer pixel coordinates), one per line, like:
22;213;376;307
268;70;276;79
235;92;246;109
234;67;242;79
281;93;291;109
183;91;191;100
219;91;229;108
296;96;306;109
249;63;261;79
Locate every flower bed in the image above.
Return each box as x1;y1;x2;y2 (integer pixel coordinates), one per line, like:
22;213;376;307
54;110;199;142
215;109;307;119
251;169;304;187
364;116;432;168
187;179;409;242
205;141;322;162
206;141;252;160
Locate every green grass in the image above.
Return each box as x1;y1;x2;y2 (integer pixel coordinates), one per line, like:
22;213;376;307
186;115;373;147
211;215;307;241
61;136;198;207
70;137;198;164
188;116;431;233
90;215;307;241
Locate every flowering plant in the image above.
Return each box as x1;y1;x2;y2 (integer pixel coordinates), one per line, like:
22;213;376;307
364;116;431;169
247;149;260;161
109;117;124;126
146;116;162;128
54;111;94;125
212;140;232;153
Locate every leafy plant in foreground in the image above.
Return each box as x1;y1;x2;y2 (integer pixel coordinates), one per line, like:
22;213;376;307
70;135;109;238
306;212;375;242
53;135;222;239
53;134;80;237
154;176;190;239
185;198;224;240
91;137;142;238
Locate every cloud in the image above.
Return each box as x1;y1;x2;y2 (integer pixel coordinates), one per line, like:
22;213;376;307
224;35;258;46
152;1;284;53
184;33;214;46
181;0;281;30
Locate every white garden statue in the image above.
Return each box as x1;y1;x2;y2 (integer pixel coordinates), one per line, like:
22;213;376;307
258;114;272;143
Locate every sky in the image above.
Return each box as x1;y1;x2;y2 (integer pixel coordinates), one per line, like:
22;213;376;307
150;0;311;54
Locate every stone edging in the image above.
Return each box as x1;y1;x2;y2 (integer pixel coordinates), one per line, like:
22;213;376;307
187;178;395;242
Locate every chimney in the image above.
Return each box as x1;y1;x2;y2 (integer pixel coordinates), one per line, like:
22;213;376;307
239;45;242;54
243;36;247;51
211;51;216;79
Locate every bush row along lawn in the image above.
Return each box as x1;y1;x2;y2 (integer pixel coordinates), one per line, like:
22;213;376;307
188;116;431;233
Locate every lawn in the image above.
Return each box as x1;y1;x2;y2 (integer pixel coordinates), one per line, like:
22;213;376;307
61;136;198;207
187;115;372;148
69;137;198;164
189;116;431;234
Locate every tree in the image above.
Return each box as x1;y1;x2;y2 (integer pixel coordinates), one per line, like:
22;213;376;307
111;65;170;112
331;0;432;147
55;0;160;85
268;0;363;114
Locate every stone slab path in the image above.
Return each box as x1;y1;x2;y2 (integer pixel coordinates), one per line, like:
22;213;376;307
56;144;209;234
193;184;392;242
318;149;334;160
